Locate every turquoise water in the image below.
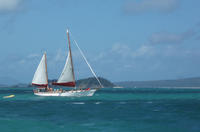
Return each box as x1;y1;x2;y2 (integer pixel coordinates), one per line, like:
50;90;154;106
1;87;200;132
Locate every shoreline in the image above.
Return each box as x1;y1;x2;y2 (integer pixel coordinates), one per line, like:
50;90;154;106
122;86;200;89
1;86;200;89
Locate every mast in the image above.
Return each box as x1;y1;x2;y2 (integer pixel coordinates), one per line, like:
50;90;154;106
44;52;48;87
52;30;76;87
67;29;76;87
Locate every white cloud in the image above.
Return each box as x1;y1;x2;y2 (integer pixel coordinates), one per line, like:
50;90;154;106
110;43;154;59
54;49;66;62
0;0;23;12
132;45;154;57
149;30;197;45
92;52;106;62
18;59;25;64
27;53;41;59
2;44;200;83
150;32;183;44
124;0;179;14
111;43;132;58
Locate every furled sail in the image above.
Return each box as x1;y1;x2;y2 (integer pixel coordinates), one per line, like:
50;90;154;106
52;52;76;87
32;53;48;87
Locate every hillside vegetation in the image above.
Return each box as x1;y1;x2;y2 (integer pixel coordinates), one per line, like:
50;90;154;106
76;77;115;88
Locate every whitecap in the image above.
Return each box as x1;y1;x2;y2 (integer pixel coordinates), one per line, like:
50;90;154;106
72;102;85;104
94;102;102;104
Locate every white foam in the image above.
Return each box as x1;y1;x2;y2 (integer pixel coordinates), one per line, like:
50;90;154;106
95;102;102;104
72;102;85;104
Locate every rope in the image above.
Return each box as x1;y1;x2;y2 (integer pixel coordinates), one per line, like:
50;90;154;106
68;30;104;88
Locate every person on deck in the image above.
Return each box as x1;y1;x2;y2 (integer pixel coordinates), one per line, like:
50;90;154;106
59;88;63;93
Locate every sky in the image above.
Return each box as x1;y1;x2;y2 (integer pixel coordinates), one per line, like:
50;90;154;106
0;0;200;84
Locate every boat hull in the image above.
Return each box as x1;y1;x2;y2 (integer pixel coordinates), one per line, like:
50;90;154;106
34;89;96;97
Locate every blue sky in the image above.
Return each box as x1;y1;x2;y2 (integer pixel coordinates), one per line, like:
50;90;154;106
0;0;200;84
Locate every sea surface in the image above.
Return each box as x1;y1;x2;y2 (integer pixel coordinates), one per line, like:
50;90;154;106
0;87;200;132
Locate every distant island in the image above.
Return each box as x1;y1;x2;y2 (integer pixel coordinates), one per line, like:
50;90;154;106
115;77;200;88
2;77;200;89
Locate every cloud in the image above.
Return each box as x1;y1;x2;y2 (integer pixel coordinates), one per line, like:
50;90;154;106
132;45;154;57
150;32;183;44
92;52;106;62
111;43;154;58
149;29;197;45
111;43;132;58
0;0;23;12
1;43;200;83
53;49;66;62
27;53;41;59
18;59;25;64
93;43;155;63
124;0;179;14
0;0;26;32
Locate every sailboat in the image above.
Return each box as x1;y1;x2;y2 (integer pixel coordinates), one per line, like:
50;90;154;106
32;29;103;97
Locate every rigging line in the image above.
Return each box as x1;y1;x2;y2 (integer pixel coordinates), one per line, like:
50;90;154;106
68;30;104;88
74;39;104;88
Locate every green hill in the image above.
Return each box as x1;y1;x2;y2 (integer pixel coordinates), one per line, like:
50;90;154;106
76;77;114;88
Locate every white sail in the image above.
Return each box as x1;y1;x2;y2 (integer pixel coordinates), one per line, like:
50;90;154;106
32;53;48;86
57;52;75;84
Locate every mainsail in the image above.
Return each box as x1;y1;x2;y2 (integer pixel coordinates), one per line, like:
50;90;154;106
52;30;76;87
52;52;75;86
32;53;48;86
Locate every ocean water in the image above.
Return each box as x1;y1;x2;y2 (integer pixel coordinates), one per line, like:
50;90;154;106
0;87;200;132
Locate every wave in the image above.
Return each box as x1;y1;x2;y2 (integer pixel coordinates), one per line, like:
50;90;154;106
72;102;85;104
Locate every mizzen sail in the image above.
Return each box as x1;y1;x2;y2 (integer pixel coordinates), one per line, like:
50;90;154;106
32;53;48;86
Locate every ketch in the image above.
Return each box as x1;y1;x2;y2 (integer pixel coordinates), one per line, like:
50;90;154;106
32;29;103;96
